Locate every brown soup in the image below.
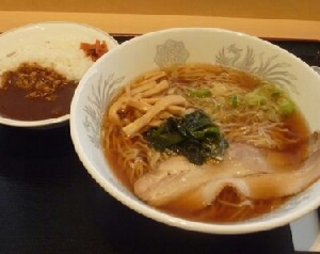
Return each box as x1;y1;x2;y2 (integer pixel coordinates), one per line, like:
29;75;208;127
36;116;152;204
101;63;311;223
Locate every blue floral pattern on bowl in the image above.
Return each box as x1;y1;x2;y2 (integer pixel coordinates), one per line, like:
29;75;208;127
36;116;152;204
154;40;297;92
83;73;125;148
154;39;190;67
216;44;297;92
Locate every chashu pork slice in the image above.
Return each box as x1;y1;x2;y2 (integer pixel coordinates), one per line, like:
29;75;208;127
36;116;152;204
134;142;320;211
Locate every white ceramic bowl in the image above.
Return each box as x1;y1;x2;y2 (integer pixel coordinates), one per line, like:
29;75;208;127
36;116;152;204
70;28;320;234
0;21;118;128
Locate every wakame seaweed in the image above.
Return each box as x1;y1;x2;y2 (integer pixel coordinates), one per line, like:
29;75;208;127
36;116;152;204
143;109;228;165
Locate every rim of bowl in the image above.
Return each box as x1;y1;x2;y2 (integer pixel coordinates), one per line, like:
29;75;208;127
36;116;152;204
70;27;320;234
0;20;119;128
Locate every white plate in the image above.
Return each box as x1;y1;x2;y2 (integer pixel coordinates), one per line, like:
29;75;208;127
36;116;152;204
0;21;118;129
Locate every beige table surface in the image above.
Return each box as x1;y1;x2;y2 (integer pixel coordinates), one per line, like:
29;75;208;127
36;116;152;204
0;0;320;40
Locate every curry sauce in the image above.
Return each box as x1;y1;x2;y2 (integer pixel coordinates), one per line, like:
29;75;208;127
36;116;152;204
0;62;78;121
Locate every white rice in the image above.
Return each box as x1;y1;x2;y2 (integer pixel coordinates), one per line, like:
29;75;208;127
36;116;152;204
0;41;94;86
0;22;118;87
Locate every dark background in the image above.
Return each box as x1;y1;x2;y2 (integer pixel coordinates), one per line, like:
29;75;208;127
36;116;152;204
0;36;319;254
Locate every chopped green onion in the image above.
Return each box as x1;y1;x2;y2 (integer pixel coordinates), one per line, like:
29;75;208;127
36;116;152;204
277;97;295;116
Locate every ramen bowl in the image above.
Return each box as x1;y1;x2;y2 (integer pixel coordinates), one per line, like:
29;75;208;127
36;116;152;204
70;28;320;234
0;21;118;129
